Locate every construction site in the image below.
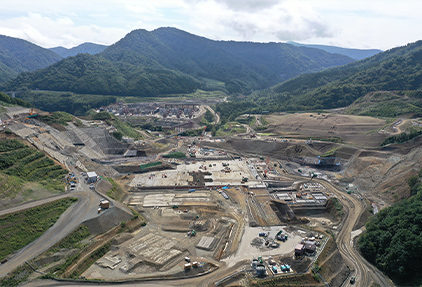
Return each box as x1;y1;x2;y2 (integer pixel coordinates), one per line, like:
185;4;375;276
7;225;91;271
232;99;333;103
2;105;420;287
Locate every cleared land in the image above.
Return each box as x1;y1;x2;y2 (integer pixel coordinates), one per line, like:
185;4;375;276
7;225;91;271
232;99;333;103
265;112;389;147
129;159;263;189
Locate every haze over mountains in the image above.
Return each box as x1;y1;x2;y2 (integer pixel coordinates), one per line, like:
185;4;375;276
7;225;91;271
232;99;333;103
287;41;382;60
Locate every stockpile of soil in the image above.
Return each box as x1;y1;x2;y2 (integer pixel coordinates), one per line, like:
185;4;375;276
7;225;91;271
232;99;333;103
83;207;132;234
321;251;351;287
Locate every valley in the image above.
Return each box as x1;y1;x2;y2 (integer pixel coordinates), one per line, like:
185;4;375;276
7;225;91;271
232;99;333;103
0;101;419;287
0;26;421;287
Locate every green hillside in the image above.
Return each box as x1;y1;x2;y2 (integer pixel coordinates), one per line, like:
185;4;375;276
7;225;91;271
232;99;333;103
265;40;422;111
0;139;67;211
50;42;107;58
0;91;30;108
359;175;422;286
215;40;422;121
345;91;422;117
3;53;200;97
287;41;382;60
1;27;354;101
102;27;354;90
0;139;67;192
0;35;62;83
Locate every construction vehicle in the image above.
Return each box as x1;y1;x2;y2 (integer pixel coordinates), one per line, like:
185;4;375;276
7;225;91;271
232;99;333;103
26;108;38;119
99;200;110;209
184;263;191;270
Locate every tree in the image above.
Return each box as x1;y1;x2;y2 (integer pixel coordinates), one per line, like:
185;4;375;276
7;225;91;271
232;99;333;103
204;109;215;123
92;111;112;120
113;131;123;141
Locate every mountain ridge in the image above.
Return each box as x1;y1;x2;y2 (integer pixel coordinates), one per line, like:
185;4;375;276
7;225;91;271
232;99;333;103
2;27;357;97
101;27;355;89
0;34;62;83
50;42;108;58
245;40;422;114
287;41;382;60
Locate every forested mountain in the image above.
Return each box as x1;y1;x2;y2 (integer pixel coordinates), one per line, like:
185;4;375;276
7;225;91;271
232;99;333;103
102;27;355;90
50;42;107;58
3;53;200;97
359;176;422;286
287;41;382;60
215;40;422;121
254;41;422;110
0;35;62;83
344;91;422;117
1;27;355;98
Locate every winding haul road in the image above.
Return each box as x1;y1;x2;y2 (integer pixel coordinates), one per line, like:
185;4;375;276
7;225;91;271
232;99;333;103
0;171;103;279
21;174;396;287
312;178;394;287
198;142;395;287
1;144;395;287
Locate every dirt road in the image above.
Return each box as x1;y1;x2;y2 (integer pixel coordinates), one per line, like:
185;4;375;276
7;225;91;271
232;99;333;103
312;179;394;287
0;172;103;278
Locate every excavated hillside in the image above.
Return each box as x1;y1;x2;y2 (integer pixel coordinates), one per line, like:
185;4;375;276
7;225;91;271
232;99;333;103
340;136;422;203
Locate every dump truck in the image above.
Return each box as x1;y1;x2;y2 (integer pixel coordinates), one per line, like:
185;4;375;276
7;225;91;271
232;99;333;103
99;200;110;209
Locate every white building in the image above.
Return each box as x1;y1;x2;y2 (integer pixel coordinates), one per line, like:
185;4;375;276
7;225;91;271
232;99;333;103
86;171;98;183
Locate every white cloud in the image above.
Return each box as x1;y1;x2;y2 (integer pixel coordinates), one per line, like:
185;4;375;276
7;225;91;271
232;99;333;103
0;0;421;49
180;0;335;44
0;11;127;48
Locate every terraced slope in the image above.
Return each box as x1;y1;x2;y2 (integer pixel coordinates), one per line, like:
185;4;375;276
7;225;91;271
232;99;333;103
0;139;67;210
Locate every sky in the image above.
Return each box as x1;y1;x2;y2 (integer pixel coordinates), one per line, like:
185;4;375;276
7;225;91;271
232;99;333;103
1;0;421;50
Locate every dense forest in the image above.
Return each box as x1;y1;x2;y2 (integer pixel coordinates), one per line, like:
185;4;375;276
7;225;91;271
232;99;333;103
359;171;422;285
0;92;30;108
1;29;422;122
14;90;115;115
1;27;354;103
2;54;201;98
256;40;422;110
213;40;422;121
49;42;107;58
102;27;354;90
0;35;62;83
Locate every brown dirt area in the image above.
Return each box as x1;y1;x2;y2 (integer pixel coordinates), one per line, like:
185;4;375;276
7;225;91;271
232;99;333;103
264;112;388;147
339;141;422;202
